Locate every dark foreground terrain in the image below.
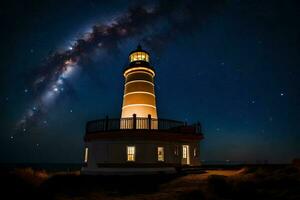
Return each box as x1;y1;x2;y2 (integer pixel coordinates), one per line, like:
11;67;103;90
1;165;300;200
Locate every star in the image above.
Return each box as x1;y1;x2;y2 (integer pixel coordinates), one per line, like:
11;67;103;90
70;109;73;113
24;89;28;93
280;92;284;96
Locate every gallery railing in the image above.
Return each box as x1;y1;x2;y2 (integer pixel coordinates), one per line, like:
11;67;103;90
86;115;202;134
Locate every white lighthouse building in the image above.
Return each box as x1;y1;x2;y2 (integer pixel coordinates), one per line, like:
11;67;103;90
81;45;203;174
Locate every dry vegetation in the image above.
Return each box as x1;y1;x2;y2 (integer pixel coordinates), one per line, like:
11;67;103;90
1;165;300;200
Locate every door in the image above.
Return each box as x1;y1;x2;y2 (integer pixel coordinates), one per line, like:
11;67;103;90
182;145;190;165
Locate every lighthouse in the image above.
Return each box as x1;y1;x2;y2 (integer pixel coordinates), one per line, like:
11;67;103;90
121;45;157;128
82;45;203;175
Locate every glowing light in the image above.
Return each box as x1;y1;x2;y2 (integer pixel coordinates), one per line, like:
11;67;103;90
127;146;135;161
129;51;149;62
53;87;59;92
280;93;284;96
84;147;88;162
182;145;190;165
122;104;156;109
123;91;155;97
125;80;154;86
69;46;73;50
123;67;155;77
157;147;164;161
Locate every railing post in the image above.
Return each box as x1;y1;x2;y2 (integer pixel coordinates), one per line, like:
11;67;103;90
133;114;136;129
105;115;109;131
148;114;151;130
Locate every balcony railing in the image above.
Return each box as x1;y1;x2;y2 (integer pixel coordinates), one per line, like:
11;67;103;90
86;114;202;134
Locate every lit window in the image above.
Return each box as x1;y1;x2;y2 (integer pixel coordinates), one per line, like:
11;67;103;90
157;147;164;161
127;146;135;161
183;146;187;159
84;147;88;163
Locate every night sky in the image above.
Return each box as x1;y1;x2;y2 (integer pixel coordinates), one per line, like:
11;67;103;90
1;0;299;163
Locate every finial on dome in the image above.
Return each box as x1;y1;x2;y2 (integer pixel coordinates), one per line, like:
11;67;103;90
137;43;142;50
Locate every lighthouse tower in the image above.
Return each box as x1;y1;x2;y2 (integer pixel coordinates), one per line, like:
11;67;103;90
82;45;203;175
121;45;157;123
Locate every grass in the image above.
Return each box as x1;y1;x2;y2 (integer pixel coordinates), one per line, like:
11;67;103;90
1;165;299;200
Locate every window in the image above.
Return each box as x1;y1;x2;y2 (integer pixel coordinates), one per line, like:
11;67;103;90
174;145;179;156
182;145;190;165
193;148;198;158
129;52;149;62
84;147;88;163
183;146;187;159
127;146;135;161
157;147;164;161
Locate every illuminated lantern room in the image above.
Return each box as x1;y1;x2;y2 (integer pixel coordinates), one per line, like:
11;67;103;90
121;45;157;126
129;47;150;62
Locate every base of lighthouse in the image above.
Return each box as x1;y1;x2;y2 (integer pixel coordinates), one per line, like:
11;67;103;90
81;129;203;175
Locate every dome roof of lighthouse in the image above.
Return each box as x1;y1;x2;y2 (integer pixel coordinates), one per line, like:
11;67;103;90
129;44;149;55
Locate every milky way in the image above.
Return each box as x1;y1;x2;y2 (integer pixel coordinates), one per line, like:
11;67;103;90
15;0;225;135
